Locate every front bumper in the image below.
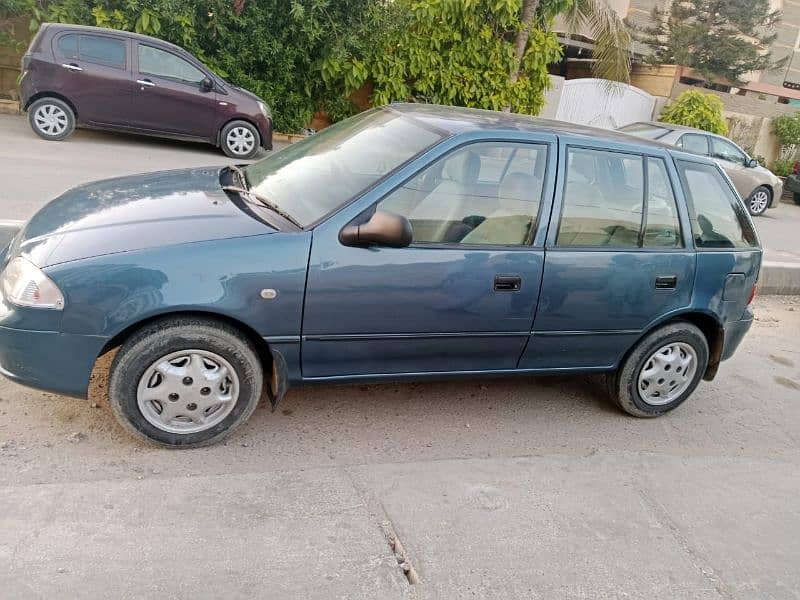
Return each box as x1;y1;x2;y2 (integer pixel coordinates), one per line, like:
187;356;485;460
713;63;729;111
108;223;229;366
783;175;800;195
771;179;784;207
721;310;754;362
256;114;273;150
0;323;107;398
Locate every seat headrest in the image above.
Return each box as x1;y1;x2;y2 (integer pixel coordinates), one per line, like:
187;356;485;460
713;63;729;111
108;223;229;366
442;151;480;186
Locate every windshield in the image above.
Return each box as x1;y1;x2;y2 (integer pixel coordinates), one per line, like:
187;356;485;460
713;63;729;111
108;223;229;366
618;123;671;140
243;108;447;227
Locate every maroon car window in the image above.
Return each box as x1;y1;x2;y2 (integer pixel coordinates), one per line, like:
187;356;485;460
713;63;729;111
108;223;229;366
56;34;78;59
138;45;205;85
78;35;126;69
677;161;757;249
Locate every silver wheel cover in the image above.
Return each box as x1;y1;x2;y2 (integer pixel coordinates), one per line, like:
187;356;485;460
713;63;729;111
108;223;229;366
34;104;69;136
750;190;769;214
226;126;255;156
637;342;698;406
137;349;240;434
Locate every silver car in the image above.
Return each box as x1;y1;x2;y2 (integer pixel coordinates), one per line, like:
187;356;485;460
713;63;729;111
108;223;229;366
619;122;782;216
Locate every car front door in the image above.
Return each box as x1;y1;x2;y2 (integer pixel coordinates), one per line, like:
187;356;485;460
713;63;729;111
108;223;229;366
52;32;133;126
708;136;752;198
521;140;696;370
129;42;216;139
301;137;556;379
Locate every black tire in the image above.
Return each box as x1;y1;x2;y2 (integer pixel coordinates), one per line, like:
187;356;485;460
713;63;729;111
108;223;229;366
608;322;709;418
108;317;263;448
746;185;771;216
27;97;76;141
220;119;260;159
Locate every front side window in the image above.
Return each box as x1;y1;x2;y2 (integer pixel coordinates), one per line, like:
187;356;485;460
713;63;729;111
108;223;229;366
244;109;446;227
78;35;126;68
710;137;746;165
677;134;709;156
677;161;757;249
138;45;206;85
557;148;643;247
376;142;547;245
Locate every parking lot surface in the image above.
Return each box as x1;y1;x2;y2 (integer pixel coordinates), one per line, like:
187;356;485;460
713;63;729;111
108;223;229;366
0;115;799;599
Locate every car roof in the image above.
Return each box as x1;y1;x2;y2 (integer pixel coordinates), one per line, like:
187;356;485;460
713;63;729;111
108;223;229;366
387;103;688;152
41;22;188;55
624;120;711;135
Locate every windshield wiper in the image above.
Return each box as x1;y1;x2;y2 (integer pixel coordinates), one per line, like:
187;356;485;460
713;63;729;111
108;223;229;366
222;186;303;229
225;165;248;188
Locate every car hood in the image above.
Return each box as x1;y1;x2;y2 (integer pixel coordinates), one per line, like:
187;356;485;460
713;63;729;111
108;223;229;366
12;167;274;268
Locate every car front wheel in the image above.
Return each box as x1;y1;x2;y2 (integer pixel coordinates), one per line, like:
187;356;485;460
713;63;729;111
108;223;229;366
608;322;709;418
747;186;771;216
108;317;263;448
28;97;76;141
221;120;260;159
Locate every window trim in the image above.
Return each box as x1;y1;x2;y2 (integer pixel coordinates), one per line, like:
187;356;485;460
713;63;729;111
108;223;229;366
135;42;209;87
675;158;759;251
363;139;554;250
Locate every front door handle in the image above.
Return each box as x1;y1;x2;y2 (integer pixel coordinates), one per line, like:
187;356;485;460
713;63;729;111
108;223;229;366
655;275;677;290
61;63;82;72
494;275;521;291
136;79;155;87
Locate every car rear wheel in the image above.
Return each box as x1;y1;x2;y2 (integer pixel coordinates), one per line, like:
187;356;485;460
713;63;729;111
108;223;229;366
747;186;771;216
108;317;263;448
28;97;76;141
221;120;260;159
608;322;709;418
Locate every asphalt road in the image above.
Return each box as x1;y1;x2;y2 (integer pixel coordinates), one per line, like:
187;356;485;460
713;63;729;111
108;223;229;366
0;114;799;599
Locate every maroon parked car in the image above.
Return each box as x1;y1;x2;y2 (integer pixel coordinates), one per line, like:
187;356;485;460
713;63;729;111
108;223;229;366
18;23;273;158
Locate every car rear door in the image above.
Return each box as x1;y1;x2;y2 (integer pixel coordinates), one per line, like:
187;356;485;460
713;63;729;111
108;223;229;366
51;31;133;126
128;42;217;140
521;138;696;370
301;135;557;379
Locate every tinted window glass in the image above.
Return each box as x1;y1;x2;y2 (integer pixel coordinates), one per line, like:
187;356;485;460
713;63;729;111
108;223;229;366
56;34;78;59
245;109;446;227
377;142;547;245
138;45;205;84
710;137;746;165
79;35;126;68
677;161;757;248
644;158;682;248
557;148;643;247
677;134;709;155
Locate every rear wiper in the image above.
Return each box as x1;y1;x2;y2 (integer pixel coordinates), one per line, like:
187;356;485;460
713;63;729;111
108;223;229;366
222;186;303;229
225;165;248;188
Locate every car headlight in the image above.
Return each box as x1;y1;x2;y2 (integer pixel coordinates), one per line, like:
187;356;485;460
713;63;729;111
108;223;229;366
1;257;64;310
257;101;271;120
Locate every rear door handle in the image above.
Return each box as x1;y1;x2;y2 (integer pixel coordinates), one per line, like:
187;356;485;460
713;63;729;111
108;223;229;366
494;275;521;291
61;63;82;72
655;275;677;290
136;79;155;87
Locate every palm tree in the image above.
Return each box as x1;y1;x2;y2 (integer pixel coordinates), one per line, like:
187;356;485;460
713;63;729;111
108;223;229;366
512;0;632;84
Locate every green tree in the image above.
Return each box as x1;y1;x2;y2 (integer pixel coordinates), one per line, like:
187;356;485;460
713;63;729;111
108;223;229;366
659;90;728;135
772;113;800;160
0;0;38;50
638;0;784;84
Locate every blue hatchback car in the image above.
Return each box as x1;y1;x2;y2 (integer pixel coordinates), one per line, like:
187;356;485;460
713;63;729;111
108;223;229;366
0;104;760;447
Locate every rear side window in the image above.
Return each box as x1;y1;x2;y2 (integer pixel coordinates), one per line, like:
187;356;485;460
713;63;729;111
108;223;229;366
677;161;757;249
676;134;709;156
56;34;78;59
78;35;126;68
558;148;643;247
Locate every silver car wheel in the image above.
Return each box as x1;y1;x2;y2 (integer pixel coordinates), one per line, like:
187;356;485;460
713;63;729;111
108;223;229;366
637;342;698;406
136;349;239;434
226;127;255;156
750;190;770;214
34;104;69;136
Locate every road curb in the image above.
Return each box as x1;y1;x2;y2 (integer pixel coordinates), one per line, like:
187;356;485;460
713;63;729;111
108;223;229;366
760;260;800;295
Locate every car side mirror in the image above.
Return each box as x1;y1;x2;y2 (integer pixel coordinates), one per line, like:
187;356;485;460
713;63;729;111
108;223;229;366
200;77;214;92
746;158;759;168
339;211;413;248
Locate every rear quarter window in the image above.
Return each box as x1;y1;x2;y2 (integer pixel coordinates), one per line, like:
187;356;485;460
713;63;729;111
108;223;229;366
676;160;758;249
